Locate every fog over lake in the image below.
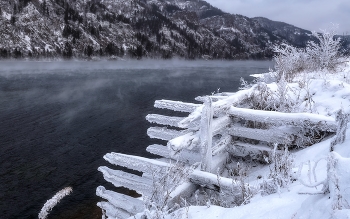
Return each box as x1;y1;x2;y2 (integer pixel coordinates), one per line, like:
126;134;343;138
0;60;272;218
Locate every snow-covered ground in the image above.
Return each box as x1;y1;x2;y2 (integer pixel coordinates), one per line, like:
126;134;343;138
162;62;350;219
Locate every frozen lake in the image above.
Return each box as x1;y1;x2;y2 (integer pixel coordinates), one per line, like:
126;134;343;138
0;60;272;218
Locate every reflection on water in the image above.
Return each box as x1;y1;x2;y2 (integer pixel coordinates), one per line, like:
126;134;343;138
0;60;272;218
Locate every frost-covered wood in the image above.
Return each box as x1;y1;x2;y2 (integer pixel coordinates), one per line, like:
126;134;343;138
212;116;232;135
97;201;132;219
228;142;273;153
200;97;213;172
98;166;152;196
228;126;295;145
146;114;185;128
212;135;232;156
96;186;145;214
195;95;228;102
147;127;191;141
154;99;201;112
178;89;252;127
167;132;199;152
104;152;170;174
228;106;337;132
226;142;281;163
189;170;240;192
98;83;342;217
146;144;201;165
330;110;349;151
146;114;198;130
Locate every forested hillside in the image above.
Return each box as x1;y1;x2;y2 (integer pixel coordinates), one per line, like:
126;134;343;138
0;0;345;60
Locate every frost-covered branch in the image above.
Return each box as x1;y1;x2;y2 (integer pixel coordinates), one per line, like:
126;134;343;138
38;187;73;219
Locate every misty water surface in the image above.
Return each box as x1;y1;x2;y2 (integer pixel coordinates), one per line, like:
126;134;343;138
0;60;272;218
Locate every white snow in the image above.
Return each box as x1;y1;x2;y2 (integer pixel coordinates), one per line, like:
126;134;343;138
131;61;350;219
157;61;350;219
165;126;350;219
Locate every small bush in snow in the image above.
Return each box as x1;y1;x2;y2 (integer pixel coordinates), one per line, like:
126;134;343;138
267;144;294;194
273;26;344;82
306;29;342;72
143;162;193;219
273;43;307;82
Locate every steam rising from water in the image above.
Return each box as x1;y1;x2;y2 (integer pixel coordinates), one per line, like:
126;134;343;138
0;60;272;218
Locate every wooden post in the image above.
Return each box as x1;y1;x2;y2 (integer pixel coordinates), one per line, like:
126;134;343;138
200;97;213;172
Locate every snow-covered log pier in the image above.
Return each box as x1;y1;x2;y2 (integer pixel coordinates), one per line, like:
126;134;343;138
97;92;338;218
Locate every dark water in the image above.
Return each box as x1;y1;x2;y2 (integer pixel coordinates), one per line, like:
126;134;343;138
0;60;272;219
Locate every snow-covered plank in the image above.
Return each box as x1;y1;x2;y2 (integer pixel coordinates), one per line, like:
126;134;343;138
212;88;253;116
167;182;199;207
212;116;232;135
167;132;199;152
146;144;171;158
96;186;144;215
147;127;190;141
98;166;152;196
195;95;228;102
228;126;295;145
146;114;184;128
179;88;252;127
103;152;170;174
211;152;231;173
228;106;337;132
146;144;201;165
166;116;231;153
212;135;232;155
189;170;241;193
225;142;279;163
154;99;201;113
146;114;199;130
97;201;132;219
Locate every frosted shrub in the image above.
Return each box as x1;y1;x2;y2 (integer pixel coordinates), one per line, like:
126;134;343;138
307;29;342;72
273;43;307;82
273;26;344;82
241;82;274;111
143;163;193;219
265;144;294;194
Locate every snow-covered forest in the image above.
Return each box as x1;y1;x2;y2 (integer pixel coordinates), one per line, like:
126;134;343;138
94;28;350;219
2;0;348;60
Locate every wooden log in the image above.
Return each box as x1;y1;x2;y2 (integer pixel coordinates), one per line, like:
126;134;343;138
146;144;201;165
97;201;132;219
98;166;152;196
166;116;231;153
200;97;213;172
147;127;191;141
146;114;199;130
104;152;170;174
96;186;144;215
225;142;279;163
146;114;184;127
212;116;232;135
167;182;199;207
195;95;228;102
228;106;337;132
212;135;232;156
228;125;295;145
154;99;201;113
189;170;241;193
167;132;199;152
179;89;252;127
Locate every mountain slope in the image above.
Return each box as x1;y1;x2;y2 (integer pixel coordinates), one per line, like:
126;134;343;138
0;0;318;59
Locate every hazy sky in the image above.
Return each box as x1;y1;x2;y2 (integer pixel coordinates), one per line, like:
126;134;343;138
205;0;350;34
